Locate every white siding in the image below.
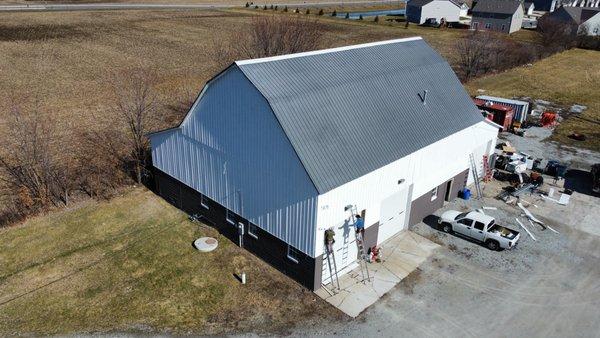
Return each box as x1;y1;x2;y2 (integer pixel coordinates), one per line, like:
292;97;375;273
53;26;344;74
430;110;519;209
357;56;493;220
315;121;497;281
150;66;319;255
510;5;525;33
421;0;462;24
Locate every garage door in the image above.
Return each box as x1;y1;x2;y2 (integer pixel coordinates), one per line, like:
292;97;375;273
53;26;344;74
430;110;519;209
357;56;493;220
378;188;410;243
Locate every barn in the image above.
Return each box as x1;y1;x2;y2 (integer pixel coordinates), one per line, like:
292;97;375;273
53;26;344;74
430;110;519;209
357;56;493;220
148;37;499;290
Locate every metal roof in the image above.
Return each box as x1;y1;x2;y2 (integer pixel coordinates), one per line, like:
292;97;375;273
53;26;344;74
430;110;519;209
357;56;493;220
559;6;600;24
236;37;484;194
472;0;523;14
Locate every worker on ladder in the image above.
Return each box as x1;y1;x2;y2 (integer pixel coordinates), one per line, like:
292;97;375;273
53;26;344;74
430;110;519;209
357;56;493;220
354;214;365;242
325;227;335;254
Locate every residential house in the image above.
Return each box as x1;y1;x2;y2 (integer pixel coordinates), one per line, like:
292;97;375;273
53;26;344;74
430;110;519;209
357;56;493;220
471;0;525;33
544;6;600;35
406;0;463;24
524;1;535;14
148;37;499;290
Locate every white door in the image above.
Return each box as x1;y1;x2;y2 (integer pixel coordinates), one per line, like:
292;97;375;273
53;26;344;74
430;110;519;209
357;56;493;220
378;188;409;243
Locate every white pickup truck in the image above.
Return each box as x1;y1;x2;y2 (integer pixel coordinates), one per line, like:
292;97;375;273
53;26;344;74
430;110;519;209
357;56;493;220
438;210;521;250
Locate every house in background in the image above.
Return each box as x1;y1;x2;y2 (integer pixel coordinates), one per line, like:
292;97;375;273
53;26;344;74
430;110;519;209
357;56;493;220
544;6;600;35
148;37;499;290
459;1;470;16
524;1;535;15
471;0;525;33
406;0;463;24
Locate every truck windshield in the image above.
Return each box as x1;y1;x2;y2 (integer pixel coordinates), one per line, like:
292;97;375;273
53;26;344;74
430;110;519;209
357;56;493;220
455;212;469;220
488;220;495;227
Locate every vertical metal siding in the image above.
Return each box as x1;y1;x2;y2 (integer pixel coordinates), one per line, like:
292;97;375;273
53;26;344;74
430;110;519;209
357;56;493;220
150;67;318;256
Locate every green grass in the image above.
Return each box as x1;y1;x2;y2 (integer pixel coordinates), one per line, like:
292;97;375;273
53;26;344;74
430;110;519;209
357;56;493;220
466;48;600;152
0;188;339;335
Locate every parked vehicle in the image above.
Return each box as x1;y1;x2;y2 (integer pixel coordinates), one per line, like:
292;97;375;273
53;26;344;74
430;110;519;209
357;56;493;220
438;210;520;250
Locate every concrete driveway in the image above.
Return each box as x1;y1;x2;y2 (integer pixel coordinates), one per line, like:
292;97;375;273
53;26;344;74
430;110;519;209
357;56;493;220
294;183;600;337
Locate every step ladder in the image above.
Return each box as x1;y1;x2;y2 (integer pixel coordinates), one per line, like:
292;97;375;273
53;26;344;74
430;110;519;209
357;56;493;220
482;155;493;182
324;244;340;293
469;153;484;200
346;205;371;284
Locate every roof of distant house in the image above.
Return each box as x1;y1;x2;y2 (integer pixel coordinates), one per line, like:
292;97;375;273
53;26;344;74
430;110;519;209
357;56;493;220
472;0;523;15
233;37;484;193
407;0;462;8
560;6;600;25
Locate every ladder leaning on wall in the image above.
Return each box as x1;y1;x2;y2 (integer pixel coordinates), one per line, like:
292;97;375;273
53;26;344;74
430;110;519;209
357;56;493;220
346;205;371;284
323;240;340;293
469;153;484;200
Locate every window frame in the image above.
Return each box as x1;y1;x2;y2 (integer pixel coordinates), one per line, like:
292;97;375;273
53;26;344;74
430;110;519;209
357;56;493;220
485;22;492;29
200;194;209;209
226;209;236;225
248;223;258;239
458;218;473;227
501;24;506;31
287;245;301;263
474;221;485;231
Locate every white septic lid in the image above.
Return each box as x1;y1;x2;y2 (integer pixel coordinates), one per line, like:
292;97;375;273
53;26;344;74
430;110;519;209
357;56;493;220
194;237;218;252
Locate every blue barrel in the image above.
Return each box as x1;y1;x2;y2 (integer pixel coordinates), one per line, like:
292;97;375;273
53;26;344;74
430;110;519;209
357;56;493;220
461;188;471;200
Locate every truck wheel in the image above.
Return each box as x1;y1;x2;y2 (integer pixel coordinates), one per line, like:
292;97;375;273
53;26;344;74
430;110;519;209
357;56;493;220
486;240;499;251
442;223;452;233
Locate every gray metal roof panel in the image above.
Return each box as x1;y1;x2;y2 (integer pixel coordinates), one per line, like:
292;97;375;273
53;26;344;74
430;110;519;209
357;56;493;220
472;0;522;14
236;38;484;193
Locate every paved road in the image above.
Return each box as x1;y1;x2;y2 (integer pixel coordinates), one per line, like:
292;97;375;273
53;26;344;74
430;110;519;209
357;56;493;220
0;1;389;12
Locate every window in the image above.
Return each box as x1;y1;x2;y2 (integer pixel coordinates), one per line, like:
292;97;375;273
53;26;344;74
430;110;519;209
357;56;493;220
501;24;506;31
474;221;485;231
287;245;301;263
472;22;479;30
485;22;492;29
458;218;473;227
226;209;235;225
430;187;438;201
200;195;209;209
248;223;258;239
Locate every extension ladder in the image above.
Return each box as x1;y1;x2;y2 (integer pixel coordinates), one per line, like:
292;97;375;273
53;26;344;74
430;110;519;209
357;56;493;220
469;153;484;200
324;244;340;293
347;205;371;284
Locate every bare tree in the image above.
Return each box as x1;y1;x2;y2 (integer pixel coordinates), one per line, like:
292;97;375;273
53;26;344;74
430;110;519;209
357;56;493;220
537;16;577;53
108;67;158;184
454;31;495;81
206;15;325;72
0;102;77;219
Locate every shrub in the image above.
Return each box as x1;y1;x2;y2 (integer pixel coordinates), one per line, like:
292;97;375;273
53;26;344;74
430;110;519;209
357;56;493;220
245;2;250;7
263;4;267;10
332;10;337;17
374;15;379;22
270;4;273;9
283;5;288;12
345;12;349;19
359;14;363;20
254;5;258;9
306;8;310;14
274;5;278;10
318;9;324;16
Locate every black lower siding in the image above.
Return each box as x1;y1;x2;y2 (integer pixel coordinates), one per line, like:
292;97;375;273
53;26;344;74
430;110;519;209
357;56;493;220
408;168;469;226
153;168;320;290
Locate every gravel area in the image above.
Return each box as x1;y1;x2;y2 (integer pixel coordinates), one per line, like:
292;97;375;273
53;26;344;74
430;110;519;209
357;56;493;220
290;180;600;337
501;127;600;169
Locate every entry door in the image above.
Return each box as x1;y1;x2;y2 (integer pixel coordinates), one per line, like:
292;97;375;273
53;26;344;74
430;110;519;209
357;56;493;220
378;188;409;243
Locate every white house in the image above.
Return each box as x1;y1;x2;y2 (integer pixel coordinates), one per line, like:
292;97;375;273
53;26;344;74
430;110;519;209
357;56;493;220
148;37;499;290
406;0;463;24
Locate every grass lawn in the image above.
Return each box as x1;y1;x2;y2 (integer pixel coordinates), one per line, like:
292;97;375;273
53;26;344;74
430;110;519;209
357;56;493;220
0;188;341;335
466;48;600;152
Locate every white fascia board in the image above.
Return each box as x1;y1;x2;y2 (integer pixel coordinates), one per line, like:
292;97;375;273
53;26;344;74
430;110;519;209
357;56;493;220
235;37;423;66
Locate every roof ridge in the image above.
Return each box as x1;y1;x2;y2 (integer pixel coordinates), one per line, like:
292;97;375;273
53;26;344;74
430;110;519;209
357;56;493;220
235;36;423;66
